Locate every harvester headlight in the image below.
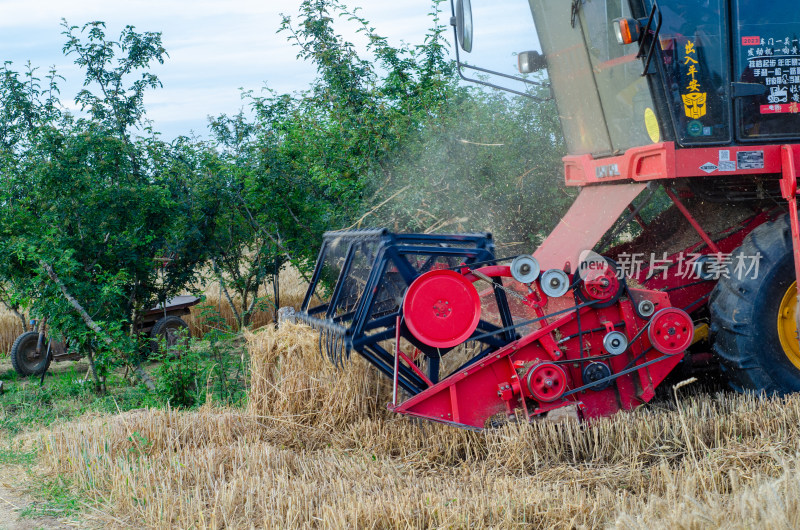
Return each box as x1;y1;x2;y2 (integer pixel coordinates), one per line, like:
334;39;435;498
612;17;641;45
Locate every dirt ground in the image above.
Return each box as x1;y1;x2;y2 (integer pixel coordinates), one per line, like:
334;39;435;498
0;469;72;530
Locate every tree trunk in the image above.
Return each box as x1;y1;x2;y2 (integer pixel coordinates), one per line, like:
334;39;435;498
39;260;156;391
11;307;27;332
211;258;242;329
85;346;103;391
273;255;281;328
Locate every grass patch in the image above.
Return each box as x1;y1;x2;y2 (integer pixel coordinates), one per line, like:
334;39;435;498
0;334;252;436
0;442;36;466
0;365;154;436
18;475;83;520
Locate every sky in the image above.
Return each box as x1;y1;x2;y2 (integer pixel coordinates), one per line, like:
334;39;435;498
0;0;540;139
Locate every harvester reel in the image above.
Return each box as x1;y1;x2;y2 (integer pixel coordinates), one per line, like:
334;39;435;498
402;269;482;349
540;269;570;298
648;308;694;355
298;229;690;428
510;255;540;284
526;363;567;402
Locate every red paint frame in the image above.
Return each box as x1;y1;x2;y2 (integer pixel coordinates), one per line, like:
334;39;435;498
388;267;680;429
563;142;785;186
781;145;800;296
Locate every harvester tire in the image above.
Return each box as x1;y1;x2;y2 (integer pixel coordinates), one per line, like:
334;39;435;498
709;213;800;394
10;331;52;377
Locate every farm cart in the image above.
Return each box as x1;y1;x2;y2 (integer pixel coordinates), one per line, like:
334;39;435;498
296;0;800;428
9;295;200;377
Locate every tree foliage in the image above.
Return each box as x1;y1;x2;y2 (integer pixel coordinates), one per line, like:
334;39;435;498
204;0;460;323
0;22;219;375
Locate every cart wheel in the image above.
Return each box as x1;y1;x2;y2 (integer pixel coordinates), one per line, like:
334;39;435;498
10;331;53;377
150;316;190;356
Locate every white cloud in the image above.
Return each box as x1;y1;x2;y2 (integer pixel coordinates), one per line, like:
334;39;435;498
0;0;534;139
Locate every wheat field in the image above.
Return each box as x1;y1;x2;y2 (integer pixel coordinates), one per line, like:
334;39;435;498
34;322;800;529
185;266;308;336
0;307;24;355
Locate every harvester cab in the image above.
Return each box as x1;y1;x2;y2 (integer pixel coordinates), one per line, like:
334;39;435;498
296;0;800;429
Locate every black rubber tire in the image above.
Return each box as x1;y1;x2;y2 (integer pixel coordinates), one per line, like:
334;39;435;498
150;316;190;356
709;213;800;394
10;331;53;377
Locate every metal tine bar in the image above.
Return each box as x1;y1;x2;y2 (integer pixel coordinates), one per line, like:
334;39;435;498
329;329;337;367
340;336;349;365
332;334;339;367
328;330;336;366
323;328;330;363
337;335;346;368
322;328;328;363
332;333;340;368
312;322;351;367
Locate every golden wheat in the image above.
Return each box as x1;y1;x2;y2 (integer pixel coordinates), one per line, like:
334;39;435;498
30;323;800;528
0;307;24;355
186;266;308;336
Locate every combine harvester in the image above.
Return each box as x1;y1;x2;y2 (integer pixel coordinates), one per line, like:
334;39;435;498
296;0;800;428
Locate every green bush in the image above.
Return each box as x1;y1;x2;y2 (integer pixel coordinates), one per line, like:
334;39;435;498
151;320;247;408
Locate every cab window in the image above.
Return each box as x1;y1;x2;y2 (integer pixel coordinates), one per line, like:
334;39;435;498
651;0;731;145
734;2;800;140
580;0;660;153
529;0;614;156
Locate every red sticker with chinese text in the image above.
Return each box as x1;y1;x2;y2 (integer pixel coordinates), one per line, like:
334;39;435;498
760;104;800;114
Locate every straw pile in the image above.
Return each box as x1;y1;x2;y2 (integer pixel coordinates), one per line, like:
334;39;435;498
0;307;24;355
37;323;800;528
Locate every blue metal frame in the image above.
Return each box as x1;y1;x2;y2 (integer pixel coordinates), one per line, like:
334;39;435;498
297;229;517;395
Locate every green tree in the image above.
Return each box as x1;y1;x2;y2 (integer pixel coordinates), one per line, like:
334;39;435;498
204;0;458;321
0;22;219;383
249;0;570;255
